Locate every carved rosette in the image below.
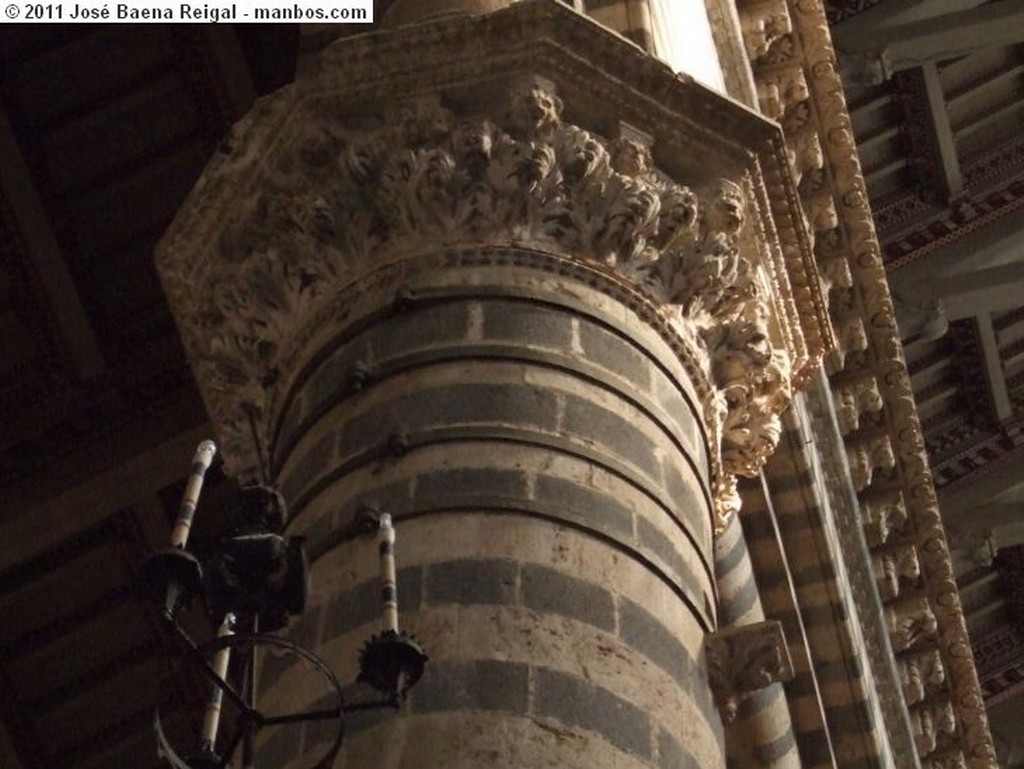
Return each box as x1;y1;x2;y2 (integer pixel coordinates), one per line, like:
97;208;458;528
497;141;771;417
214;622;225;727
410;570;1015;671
157;4;827;533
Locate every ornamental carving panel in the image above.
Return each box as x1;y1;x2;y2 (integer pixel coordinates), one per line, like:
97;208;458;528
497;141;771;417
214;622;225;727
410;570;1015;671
156;3;829;531
737;0;998;763
705;619;794;721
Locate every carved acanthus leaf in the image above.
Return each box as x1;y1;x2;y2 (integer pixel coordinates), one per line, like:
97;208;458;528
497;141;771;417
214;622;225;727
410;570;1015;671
164;78;795;527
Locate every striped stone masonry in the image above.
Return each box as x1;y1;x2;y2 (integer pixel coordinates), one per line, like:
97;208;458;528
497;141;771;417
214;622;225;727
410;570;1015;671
154;3;831;768
259;253;721;769
730;0;1000;765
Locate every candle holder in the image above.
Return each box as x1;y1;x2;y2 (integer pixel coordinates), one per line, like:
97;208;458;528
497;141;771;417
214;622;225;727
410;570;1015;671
358;630;428;703
143;442;427;769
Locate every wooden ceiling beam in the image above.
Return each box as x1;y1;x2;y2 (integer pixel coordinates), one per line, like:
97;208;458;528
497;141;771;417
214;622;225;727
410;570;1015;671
942;465;1024;516
921;62;964;200
932;261;1024;321
0;423;212;573
834;0;985;35
889;204;1024;290
835;0;1024;83
977;313;1013;423
0;107;104;381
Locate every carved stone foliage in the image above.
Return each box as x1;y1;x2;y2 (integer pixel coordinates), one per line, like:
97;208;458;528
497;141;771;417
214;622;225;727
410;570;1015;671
705;619;794;722
161;76;800;529
740;0;997;765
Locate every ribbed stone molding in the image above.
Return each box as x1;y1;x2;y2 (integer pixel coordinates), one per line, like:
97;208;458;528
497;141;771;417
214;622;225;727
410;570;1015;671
155;1;829;531
732;0;999;767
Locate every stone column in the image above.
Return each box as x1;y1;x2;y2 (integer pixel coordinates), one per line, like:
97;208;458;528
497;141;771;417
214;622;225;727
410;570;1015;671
155;4;828;768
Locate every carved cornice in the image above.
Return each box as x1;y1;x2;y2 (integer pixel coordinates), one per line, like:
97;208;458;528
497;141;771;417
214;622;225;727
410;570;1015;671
740;0;997;767
156;1;829;531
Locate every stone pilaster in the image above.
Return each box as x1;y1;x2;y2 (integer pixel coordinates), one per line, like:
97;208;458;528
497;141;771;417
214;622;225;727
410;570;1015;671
155;3;828;767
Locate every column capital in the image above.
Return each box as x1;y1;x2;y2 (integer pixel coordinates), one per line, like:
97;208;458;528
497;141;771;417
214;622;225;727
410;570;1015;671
156;1;829;530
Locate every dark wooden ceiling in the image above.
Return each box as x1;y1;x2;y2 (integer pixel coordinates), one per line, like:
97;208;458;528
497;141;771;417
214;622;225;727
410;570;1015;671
0;25;296;768
1;6;1023;768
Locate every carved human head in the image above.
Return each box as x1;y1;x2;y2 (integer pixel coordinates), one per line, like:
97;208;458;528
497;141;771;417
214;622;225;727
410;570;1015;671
656;185;699;249
506;77;563;139
704;179;746;236
611;137;652;177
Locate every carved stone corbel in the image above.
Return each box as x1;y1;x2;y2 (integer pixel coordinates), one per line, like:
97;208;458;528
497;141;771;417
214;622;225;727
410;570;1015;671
888;597;938;653
900;648;946;706
873;543;921;602
861;489;909;547
705;619;794;722
832;373;883;435
736;0;793;65
848;433;896;491
912;698;958;756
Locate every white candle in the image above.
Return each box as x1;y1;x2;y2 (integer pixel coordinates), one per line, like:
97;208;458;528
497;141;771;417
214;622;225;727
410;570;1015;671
200;612;236;750
378;514;398;633
170;440;217;548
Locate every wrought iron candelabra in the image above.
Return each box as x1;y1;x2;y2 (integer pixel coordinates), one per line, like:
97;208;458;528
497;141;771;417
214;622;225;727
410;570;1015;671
140;441;427;769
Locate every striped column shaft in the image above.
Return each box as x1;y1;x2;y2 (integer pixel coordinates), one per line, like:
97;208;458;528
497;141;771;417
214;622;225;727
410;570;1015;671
716;515;802;769
378;514;399;633
762;409;893;769
739;478;839;769
260;250;723;769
